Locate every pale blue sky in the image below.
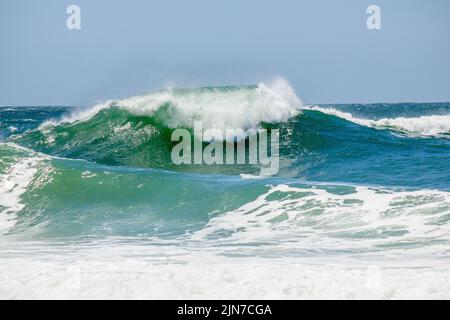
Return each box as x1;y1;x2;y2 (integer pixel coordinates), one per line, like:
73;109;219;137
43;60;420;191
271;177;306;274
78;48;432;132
1;0;450;106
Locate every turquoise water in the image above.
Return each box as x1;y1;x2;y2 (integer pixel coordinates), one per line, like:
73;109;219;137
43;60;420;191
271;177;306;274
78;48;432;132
2;82;450;298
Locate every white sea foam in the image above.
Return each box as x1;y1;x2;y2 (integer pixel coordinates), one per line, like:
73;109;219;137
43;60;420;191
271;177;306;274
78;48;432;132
0;143;48;232
239;173;263;180
0;159;41;231
1;240;450;299
1;179;450;298
41;78;302;136
192;184;450;254
305;106;450;136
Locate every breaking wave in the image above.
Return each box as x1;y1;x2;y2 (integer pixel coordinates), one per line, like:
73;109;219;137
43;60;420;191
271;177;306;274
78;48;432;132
2;82;450;299
305;106;450;137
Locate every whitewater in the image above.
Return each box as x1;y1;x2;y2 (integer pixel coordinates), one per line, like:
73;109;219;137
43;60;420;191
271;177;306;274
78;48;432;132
2;79;450;299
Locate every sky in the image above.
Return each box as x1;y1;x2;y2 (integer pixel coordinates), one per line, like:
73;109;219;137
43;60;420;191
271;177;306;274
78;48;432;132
1;0;450;106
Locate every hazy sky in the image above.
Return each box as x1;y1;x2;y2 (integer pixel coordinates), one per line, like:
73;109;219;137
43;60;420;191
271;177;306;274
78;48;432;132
1;0;450;106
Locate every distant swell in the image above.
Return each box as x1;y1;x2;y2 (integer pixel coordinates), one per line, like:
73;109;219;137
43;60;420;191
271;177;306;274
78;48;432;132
305;106;450;137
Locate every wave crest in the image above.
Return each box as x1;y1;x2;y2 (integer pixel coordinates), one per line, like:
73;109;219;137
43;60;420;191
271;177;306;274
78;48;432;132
48;78;302;133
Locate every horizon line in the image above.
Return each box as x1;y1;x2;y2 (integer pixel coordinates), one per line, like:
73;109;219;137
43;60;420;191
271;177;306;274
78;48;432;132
2;101;450;108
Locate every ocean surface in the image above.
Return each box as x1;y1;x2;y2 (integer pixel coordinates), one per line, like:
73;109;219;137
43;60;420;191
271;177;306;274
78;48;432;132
2;79;450;299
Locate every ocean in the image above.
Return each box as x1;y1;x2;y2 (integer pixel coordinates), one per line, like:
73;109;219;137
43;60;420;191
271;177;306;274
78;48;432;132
1;79;450;299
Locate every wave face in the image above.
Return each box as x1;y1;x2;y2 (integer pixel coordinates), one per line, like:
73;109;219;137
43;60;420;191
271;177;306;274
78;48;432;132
8;79;300;175
2;83;450;299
